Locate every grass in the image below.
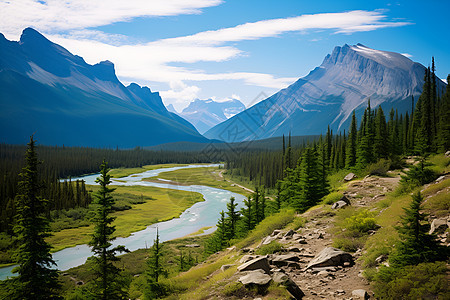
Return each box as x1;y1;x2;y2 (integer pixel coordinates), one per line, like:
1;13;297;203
152;166;252;196
47;185;204;252
61;235;210;299
108;164;190;178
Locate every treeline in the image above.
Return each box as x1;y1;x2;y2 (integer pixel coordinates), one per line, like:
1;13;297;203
0;144;212;234
227;63;450;189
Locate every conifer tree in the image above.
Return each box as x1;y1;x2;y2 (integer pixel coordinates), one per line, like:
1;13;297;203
293;148;321;213
241;197;254;232
345;111;357;168
390;192;447;268
89;160;129;300
225;197;240;239
373;106;388;160
145;228;167;299
437;75;450;152
10;136;61;300
356;102;373;169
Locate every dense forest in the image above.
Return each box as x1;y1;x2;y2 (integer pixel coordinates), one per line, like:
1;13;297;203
0;145;212;234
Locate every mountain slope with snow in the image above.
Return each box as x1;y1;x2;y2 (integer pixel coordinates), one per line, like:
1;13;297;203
0;28;207;147
205;44;445;142
177;99;246;134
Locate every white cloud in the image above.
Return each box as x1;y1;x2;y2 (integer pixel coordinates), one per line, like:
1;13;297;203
0;0;223;39
401;53;413;58
0;5;411;104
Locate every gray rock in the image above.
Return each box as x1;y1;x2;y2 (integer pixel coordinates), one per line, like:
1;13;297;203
375;254;387;264
238;256;271;274
344;173;357;181
185;244;200;248
331;200;348;210
272;271;304;299
340;194;351;204
239;255;257;264
306;247;353;269
238;270;271;285
270;253;301;267
220;264;235;272
429;218;449;235
352;289;369;299
445;150;450;157
284;229;296;238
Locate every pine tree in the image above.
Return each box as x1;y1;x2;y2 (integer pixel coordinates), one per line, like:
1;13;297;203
345;111;357;168
373;106;388;160
241;197;254;232
89;160;129;300
225;197;240;240
437;75;450;152
356;102;373;169
10;136;61;300
293;148;321;213
390;192;447;268
145;228;167;299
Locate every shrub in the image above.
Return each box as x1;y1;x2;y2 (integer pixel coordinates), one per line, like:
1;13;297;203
373;262;449;299
333;237;364;252
365;159;391;176
400;163;436;190
255;241;283;255
344;209;377;235
321;191;343;205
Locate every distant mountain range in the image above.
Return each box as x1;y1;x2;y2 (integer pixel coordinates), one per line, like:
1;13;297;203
205;44;446;142
169;99;246;134
0;28;207;147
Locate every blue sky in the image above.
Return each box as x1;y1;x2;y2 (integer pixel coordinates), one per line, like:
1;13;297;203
0;0;448;111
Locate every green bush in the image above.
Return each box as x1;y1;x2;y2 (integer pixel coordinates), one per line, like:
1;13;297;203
373;262;449;299
400;163;436;190
333;237;364;252
344;209;377;235
255;241;283;255
365;159;391;176
321;191;343;205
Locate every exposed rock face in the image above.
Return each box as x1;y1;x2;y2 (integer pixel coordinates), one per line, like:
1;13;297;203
344;173;357;181
270;253;301;267
272;271;305;299
429;218;449;235
205;44;444;142
238;269;272;285
306;247;353;269
237;256;271;274
331;200;348;210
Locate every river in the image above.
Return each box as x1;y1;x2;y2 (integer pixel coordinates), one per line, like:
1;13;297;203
0;164;246;280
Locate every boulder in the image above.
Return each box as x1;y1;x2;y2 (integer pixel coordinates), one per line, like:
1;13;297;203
261;235;278;245
272;271;305;300
270;254;301;267
239;255;257;264
238;256;271;274
352;289;369;299
445;150;450;157
238;269;271;285
220;264;235;272
185;244;200;248
340;194;351;204
283;229;296;238
429;218;449;235
306;247;353;269
344;173;357;181
331;200;348;210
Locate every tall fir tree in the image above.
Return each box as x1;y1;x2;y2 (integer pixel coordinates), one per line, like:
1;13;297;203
437;75;450;152
10;136;61;300
390;192;447;268
373;106;388;160
145;228;167;299
89;160;129;300
225;197;240;240
345;111;357;168
293;148;321;213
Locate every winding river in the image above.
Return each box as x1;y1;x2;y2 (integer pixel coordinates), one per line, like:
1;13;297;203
0;164;246;280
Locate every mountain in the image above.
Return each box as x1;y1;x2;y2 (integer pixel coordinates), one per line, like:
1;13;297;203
0;28;207;147
205;44;446;142
176;99;246;134
166;104;178;114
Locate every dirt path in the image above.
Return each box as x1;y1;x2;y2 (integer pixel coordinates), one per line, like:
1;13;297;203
219;170;255;193
276;174;401;299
